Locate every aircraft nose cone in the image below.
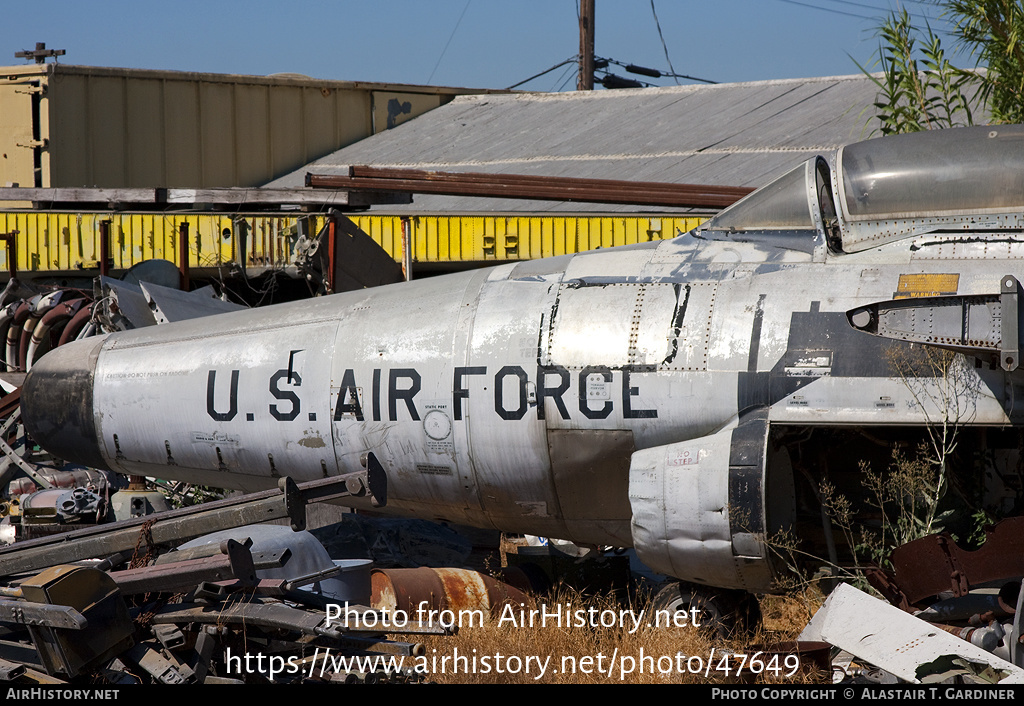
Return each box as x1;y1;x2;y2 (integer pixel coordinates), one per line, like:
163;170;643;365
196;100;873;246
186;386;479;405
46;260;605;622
22;335;110;471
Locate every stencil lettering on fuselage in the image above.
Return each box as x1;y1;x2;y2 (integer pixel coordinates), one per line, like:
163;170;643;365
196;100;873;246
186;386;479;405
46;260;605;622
202;364;661;424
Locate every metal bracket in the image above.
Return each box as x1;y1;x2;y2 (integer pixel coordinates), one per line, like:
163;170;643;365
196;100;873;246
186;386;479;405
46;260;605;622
0;600;87;630
365;452;388;507
279;476;305;531
1001;274;1020;371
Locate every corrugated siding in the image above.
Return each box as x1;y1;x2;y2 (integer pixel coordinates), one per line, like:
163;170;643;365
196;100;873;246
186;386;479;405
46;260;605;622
354;215;703;263
0;213;237;274
0;213;704;274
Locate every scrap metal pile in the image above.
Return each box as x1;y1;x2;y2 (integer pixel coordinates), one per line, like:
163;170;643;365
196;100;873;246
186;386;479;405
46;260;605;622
0;243;532;685
796;518;1024;685
0;467;457;685
0;275;244;377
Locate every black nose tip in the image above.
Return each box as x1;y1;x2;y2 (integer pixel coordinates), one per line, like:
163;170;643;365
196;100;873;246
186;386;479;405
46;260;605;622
22;336;110;471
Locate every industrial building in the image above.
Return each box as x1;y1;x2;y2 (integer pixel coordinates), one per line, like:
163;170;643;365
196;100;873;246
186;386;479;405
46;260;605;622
0;64;885;285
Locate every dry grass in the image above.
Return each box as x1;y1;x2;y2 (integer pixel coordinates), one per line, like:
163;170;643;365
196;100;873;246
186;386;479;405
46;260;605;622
407;585;828;684
759;587;826;635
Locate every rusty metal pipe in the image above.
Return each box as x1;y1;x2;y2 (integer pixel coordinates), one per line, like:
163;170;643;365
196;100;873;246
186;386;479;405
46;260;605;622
18;292;62;373
371;567;532;620
349;165;752;198
309;167;754;209
57;302;94;347
0;304;17;372
310;174;747;209
8;467;109;497
26;299;83;371
5;300;32;372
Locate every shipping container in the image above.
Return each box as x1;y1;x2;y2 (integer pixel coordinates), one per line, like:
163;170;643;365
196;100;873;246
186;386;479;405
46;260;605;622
0;64;497;190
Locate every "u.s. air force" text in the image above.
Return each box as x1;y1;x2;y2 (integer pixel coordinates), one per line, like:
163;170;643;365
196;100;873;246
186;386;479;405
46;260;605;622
206;365;657;423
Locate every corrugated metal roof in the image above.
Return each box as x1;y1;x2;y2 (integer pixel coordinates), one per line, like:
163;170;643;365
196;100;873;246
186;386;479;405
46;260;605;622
265;74;898;213
0;62;504;95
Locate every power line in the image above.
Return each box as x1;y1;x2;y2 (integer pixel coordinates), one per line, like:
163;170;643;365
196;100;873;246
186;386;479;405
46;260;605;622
649;0;679;86
819;0;952;27
506;57;579;90
600;56;717;85
771;0;953;28
772;0;878;20
553;63;578;92
427;0;472;84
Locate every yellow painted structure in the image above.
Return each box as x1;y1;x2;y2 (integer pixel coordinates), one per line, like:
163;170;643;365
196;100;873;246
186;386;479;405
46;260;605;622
0;66;707;279
0;213;705;277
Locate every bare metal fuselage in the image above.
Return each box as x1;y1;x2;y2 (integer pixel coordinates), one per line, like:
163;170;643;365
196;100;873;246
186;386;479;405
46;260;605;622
22;125;1024;593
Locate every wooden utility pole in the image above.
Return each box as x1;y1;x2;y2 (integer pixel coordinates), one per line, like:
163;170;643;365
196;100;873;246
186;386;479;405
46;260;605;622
15;42;65;64
577;0;595;91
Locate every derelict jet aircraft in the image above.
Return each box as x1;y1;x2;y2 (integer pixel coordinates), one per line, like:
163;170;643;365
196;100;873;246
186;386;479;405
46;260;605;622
19;125;1024;618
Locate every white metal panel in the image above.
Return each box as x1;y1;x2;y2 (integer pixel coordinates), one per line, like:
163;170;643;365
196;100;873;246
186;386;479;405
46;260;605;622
629;426;757;590
815;583;1024;684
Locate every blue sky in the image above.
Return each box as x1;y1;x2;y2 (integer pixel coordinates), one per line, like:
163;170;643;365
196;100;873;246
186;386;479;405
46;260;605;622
1;1;958;89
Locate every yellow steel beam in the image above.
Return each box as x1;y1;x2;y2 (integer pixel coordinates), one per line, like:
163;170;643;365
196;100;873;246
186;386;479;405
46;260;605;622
0;212;706;275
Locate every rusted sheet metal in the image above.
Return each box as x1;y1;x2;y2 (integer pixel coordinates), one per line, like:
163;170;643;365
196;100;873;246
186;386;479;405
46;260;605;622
371;567;532;618
869;517;1024;608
